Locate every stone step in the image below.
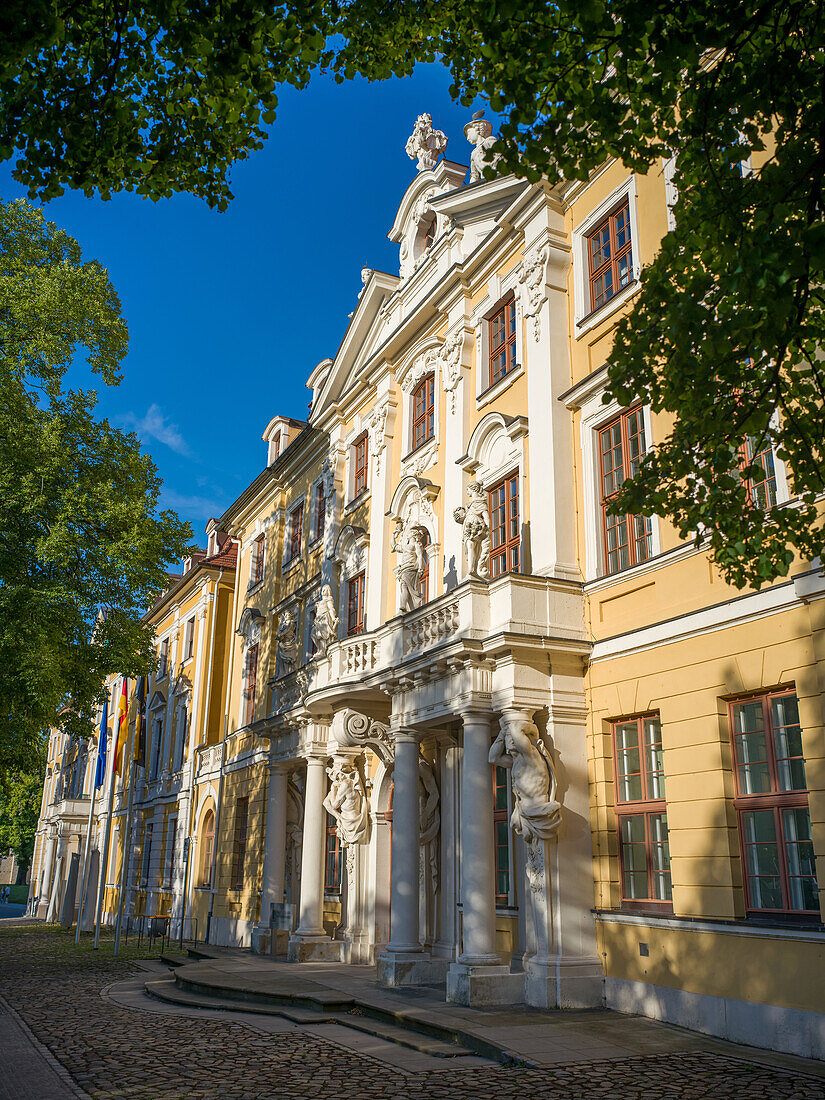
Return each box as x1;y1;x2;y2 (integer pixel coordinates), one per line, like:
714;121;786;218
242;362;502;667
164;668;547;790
144;978;329;1023
336;1012;476;1058
176;969;356;1014
159;951;189;968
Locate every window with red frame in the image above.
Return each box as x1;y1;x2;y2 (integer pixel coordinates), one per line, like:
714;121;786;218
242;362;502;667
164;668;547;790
587;200;633;311
158;638;169;679
412;374;435;450
313;481;326;541
599;408;652;574
613;714;672;908
353;433;369;497
347;572;365;636
418;529;431;605
488;297;517;386
730;689;818;915
325;814;342;893
489;472;520;577
231;796;249;888
243;643;258;727
200;810;214;887
250;532;265;586
287;502;303;562
494;766;512;905
740;434;778;510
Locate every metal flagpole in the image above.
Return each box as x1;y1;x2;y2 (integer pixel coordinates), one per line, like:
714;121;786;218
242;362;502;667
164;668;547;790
113;695;137;956
93;733;117;949
75;738;98;945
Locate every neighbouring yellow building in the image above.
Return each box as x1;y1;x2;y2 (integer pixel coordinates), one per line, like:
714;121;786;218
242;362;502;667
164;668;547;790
30;110;825;1059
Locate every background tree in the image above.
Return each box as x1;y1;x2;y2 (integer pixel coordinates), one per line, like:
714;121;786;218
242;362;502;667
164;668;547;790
0;199;192;777
0;769;44;873
2;2;824;585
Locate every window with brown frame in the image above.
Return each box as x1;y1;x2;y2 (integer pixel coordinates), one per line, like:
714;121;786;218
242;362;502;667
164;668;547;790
243;643;258;727
285;502;303;563
488;296;517;386
250;532;265;586
183;616;195;660
587;200;633;311
158;638;169;679
613;714;672;909
353;433;369;498
313;481;326;542
200;810;215;887
418;530;431;605
730;688;818;916
347;572;365;636
740;434;778;509
231;796;249;888
412;374;435;450
599;407;652;574
325;814;342;893
140;822;154;887
489;472;520;577
494;766;511;905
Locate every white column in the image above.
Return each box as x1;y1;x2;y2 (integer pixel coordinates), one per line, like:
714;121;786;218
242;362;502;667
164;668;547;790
252;766;287;954
435;738;460;959
386;729;421;953
37;831;56;917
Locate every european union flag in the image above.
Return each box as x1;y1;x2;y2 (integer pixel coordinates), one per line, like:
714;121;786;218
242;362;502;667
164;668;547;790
94;696;109;789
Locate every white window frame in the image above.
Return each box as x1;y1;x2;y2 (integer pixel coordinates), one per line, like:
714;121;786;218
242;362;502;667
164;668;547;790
248;532;266;590
473;272;525;406
573;174;641;335
182;616;195;663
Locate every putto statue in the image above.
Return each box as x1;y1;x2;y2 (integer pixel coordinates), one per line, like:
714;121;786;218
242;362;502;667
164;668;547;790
275;609;298;678
453;481;491;579
310;584;338;657
489;712;561;843
464;111;502;184
391;518;428;612
323;758;368;846
405;113;448;172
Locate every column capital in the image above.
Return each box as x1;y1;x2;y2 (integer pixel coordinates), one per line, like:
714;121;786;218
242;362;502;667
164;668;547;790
391;725;421;746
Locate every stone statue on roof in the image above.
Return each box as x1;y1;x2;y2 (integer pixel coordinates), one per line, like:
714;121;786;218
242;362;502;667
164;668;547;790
465;111;502;184
406;113;448;172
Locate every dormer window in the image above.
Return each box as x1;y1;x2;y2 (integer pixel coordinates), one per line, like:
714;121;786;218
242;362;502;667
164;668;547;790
423;216;437;252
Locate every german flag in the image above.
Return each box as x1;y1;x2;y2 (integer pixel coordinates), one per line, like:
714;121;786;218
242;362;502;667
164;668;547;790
114;678;129;776
134;676;147;769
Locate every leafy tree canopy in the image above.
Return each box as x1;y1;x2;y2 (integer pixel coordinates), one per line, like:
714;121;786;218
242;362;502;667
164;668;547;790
0;768;44;870
0;199;192;776
2;2;824;586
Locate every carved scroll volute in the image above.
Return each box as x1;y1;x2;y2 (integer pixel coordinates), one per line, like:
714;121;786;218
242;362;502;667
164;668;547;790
332;708;393;765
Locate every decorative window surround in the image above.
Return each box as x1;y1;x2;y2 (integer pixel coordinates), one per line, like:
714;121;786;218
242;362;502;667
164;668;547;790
282;496;306;571
476;362;525;411
473;269;524;404
572;175;641;335
396;342;442;461
562;365;660;582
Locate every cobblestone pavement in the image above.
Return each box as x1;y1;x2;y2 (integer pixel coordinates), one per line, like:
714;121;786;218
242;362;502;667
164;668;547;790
0;926;822;1100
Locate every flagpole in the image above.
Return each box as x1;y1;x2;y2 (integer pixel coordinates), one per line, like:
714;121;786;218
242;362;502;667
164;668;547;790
93;739;117;949
113;719;137;955
75;736;97;946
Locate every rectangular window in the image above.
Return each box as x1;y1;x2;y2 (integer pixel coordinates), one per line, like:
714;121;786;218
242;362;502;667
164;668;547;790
286;504;303;563
184;617;195;661
347;572;365;636
141;822;154;887
489;472;520;577
164;817;177;888
494;766;511;905
243;643;258;726
587;200;633;311
354;433;369;498
313;481;326;542
740;434;778;510
488;296;517;386
413;375;436;449
730;689;818;916
613;714;672;908
150;717;162;779
325;814;342;894
250;532;266;586
158;639;169;679
231;797;249;888
599;407;652;575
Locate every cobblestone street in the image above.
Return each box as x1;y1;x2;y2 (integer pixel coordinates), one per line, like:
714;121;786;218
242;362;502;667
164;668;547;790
0;925;822;1100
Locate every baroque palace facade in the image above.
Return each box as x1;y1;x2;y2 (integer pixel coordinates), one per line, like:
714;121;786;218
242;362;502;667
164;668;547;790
30;112;825;1057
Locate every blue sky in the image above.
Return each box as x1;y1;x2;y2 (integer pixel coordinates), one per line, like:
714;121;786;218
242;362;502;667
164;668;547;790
1;65;489;546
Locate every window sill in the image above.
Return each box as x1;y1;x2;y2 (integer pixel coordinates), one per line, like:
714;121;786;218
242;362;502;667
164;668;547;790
308;535;323;550
575;279;640;337
476;363;524;409
281;554;303;576
344;492;370;514
594;908;825;939
247;579;265;595
402;436;437;463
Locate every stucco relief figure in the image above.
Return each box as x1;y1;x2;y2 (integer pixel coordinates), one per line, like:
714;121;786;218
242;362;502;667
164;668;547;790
405;112;448;171
453;481;491;579
391;519;428;612
323;759;368;846
275;610;298;678
489;713;561;844
311;584;338;657
465;111;502;184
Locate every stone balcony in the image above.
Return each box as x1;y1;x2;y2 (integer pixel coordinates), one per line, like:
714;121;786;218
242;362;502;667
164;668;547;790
53;797;92;823
267;572;588;727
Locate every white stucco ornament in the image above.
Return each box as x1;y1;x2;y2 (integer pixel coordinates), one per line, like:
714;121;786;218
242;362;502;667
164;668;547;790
438;330;464;414
310;584;338;657
275;609;298;678
519;243;550;341
406;113;448;172
489;712;561;844
464;110;502;184
453;481;491;579
324;758;369;845
367;402;390;476
391;517;428;613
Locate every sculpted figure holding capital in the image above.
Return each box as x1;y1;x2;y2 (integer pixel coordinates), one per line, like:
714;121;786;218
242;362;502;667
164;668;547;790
489;713;561;843
323;759;368;846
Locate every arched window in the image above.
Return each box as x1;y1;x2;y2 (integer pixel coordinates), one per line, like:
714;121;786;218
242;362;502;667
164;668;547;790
423;216;437;252
200;809;215;887
412;374;435;450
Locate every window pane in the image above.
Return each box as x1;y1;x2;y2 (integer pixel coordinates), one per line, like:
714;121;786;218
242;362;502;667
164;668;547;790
644;717;665;800
601;422;625;497
617;249;632;288
605;513;629;574
616;723;643;802
614;205;630;249
495;767;509;811
632;512;652;564
732;701;771;794
782;807;818;911
741;810;782;909
625;409;646;476
649;812;672;901
496;820;510;900
771;694;807;792
620;814;648;899
591;223;611;268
